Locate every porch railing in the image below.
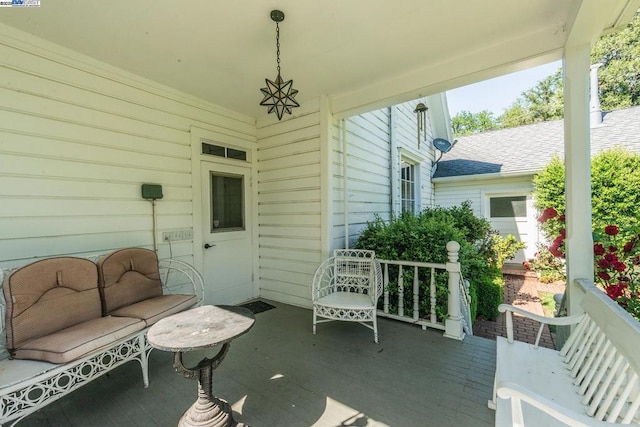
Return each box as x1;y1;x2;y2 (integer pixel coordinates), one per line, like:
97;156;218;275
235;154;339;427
377;241;471;340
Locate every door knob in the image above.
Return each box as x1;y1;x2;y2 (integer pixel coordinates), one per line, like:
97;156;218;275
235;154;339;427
204;243;216;249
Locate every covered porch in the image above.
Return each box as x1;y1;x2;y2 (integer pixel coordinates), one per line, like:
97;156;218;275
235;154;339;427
1;1;640;425
17;301;495;427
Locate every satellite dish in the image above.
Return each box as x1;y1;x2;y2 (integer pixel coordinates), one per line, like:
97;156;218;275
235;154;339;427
430;138;458;178
433;138;454;153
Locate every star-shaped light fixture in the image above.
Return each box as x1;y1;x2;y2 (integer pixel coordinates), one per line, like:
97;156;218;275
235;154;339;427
260;10;300;120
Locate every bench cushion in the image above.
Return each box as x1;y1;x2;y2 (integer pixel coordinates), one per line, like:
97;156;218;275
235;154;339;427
110;293;198;326
97;248;163;314
316;292;375;309
3;257;102;354
12;315;145;364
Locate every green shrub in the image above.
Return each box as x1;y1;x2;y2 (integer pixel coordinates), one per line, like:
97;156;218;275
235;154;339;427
468;280;478;322
524;243;565;283
534;149;640;241
491;233;526;268
533;149;640;319
355;203;504;321
474;267;504;320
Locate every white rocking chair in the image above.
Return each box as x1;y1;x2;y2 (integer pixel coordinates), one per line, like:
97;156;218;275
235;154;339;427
312;249;384;343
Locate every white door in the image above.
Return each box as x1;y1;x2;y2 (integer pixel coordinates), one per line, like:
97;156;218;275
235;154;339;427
487;193;537;265
201;161;253;304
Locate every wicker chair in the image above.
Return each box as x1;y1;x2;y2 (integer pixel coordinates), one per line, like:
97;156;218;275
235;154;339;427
312;249;384;343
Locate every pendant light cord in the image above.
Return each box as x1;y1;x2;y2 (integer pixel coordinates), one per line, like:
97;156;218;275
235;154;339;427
276;22;281;76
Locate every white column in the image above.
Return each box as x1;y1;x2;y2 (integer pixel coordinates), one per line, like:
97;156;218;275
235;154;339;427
444;241;464;340
563;44;594;315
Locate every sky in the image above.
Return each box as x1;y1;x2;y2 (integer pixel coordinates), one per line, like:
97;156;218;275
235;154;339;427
446;60;562;117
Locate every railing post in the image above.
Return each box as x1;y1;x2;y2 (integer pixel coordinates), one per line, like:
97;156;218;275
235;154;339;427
383;263;389;314
444;241;465;340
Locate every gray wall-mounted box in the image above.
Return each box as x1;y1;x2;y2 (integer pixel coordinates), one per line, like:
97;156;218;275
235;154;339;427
141;184;163;200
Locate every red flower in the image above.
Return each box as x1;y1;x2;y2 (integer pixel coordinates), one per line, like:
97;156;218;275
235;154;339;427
609;246;618;253
605;283;627;300
597;271;612;281
612;261;627;272
604;225;619;236
623;241;635;253
538;207;558;223
619;276;630;282
594;244;606;255
558;214;566;222
559;228;566;238
604;253;618;263
523;261;531;270
598;259;610;269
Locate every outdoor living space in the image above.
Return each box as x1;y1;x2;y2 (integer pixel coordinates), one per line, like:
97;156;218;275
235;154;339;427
3;2;640;426
15;301;496;427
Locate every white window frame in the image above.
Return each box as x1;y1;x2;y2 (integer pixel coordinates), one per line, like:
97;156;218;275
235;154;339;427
482;190;532;220
401;159;416;213
487;195;528;219
396;148;427;215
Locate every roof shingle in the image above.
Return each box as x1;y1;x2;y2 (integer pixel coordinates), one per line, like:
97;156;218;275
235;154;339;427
433;106;640;179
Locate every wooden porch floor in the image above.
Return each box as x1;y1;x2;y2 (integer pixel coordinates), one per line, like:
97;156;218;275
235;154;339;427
19;301;496;426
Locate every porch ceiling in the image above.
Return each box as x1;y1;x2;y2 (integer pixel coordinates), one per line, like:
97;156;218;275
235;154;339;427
0;0;637;119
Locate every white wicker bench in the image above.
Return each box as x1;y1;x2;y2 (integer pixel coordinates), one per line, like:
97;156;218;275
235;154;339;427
0;253;204;427
491;279;640;426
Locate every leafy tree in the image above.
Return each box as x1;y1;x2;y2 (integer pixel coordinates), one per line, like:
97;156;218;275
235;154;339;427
499;101;531;129
451;109;500;136
500;70;564;128
487;11;640;130
591;11;640;110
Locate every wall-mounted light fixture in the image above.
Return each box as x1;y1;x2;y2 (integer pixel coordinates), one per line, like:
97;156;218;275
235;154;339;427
259;10;300;120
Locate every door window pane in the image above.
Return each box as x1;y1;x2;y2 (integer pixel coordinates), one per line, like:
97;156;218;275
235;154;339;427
490;196;527;218
227;148;247;161
211;173;244;231
202;142;247;162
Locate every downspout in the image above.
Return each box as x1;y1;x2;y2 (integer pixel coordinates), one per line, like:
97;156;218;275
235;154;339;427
342;119;349;249
389;107;398;216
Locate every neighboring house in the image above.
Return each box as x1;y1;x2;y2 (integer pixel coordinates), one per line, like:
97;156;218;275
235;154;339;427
433;105;640;264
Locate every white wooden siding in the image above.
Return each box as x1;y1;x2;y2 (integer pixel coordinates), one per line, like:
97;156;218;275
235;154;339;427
256;110;322;308
434;175;538;263
434;176;533;215
0;26;255;268
331;108;392;250
330;99;439;251
393;100;436;210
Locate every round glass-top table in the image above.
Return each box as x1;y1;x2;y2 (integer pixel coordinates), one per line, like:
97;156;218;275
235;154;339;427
147;305;255;427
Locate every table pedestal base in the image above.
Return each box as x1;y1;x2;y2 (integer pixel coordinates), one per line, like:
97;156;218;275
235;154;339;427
175;343;245;427
179;384;234;427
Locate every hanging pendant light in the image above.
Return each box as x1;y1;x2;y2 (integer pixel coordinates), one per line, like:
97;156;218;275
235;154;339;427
259;10;300;120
